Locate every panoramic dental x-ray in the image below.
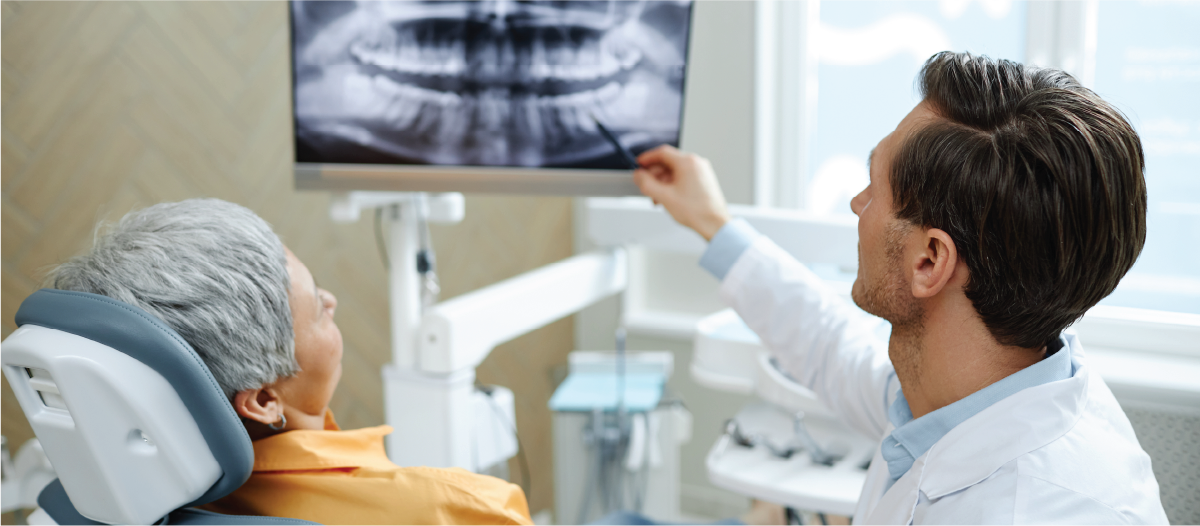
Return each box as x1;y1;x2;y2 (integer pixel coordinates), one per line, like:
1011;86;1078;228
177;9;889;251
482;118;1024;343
292;0;692;169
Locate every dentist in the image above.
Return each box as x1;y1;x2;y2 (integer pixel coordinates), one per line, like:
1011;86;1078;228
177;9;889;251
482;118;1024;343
634;52;1168;524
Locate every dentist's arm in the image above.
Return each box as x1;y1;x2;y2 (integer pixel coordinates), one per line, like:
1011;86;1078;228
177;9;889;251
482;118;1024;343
633;145;895;440
633;145;732;241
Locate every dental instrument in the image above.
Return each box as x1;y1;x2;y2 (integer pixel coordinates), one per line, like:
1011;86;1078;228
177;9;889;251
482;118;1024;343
591;114;641;170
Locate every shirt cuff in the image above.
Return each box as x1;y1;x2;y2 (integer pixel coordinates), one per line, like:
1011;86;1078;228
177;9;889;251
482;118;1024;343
699;218;761;281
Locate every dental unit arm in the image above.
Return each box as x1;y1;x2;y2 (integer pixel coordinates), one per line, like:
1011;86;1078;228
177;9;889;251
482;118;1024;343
330;191;628;472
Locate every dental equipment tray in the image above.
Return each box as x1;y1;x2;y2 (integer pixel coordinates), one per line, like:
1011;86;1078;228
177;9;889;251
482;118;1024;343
693;310;878;515
549;351;674;413
707;402;873;517
549;372;665;413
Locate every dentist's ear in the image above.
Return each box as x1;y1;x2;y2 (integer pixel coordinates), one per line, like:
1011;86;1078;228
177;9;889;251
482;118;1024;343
910;228;959;299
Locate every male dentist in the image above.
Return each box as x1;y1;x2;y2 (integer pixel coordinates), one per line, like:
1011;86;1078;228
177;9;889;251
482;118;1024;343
634;52;1168;524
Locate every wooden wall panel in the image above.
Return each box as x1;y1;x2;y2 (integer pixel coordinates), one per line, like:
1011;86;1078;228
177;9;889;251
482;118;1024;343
1;1;571;515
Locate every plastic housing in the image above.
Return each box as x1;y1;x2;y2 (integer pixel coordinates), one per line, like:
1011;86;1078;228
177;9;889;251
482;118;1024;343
2;325;221;525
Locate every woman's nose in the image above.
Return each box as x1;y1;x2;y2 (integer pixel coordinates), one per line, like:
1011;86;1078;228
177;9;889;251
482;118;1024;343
324;291;339;316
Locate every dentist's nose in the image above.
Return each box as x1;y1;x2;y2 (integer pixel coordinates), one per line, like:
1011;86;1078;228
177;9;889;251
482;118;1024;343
850;187;868;217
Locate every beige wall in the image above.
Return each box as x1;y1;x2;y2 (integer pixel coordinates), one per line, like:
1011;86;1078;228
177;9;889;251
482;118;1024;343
1;1;571;515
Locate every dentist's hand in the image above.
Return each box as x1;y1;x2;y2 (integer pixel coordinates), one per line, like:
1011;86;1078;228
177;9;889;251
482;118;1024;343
633;145;732;241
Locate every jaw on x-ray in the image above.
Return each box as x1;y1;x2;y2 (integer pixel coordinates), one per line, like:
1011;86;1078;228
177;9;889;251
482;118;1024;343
292;0;692;169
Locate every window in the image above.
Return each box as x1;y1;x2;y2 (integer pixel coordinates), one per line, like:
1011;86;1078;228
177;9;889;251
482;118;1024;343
758;0;1200;316
807;1;1026;216
583;1;1199;348
1091;1;1200;315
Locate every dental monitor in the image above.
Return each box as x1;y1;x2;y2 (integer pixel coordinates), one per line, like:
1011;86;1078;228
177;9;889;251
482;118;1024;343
290;1;694;195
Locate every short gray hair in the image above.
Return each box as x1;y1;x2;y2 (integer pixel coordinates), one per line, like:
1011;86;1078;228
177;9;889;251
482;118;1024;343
46;198;298;399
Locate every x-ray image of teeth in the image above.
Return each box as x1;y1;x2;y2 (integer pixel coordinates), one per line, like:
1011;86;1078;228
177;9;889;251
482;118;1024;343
291;0;693;169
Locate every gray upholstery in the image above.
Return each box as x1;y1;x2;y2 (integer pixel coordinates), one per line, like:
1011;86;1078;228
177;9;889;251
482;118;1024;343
37;481;319;526
17;289;317;525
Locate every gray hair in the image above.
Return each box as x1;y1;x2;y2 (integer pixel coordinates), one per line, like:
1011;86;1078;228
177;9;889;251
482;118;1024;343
46;198;298;399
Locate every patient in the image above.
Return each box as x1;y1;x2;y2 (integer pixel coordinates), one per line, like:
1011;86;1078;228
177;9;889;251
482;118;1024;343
46;198;532;525
44;196;796;526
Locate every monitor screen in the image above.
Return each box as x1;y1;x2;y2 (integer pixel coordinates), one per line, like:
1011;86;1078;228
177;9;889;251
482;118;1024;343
291;1;693;194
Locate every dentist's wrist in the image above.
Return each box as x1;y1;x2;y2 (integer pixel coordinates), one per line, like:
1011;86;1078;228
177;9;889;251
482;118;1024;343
695;210;732;242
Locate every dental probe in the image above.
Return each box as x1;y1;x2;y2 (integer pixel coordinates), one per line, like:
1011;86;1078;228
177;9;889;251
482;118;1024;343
590;113;640;169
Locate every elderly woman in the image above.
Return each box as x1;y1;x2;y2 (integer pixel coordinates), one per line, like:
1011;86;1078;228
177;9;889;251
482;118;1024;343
46;198;532;525
46;196;801;526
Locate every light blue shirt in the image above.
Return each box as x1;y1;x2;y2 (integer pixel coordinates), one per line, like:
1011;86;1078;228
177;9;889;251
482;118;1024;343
699;218;1077;487
880;341;1074;488
698;218;761;280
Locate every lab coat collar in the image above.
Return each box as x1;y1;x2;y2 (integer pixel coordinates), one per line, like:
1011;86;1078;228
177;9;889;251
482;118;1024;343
865;449;929;524
915;332;1089;500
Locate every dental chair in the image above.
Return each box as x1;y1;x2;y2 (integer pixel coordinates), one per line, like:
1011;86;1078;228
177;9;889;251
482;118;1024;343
1;289;317;525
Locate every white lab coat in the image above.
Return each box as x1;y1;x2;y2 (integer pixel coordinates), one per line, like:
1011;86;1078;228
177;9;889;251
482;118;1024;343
720;237;1168;524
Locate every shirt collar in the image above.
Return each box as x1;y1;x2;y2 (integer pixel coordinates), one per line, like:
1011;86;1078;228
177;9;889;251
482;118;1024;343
881;335;1075;485
249;410;397;472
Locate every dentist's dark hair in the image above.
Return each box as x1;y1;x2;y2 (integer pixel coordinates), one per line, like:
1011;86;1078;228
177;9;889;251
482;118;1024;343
890;51;1146;350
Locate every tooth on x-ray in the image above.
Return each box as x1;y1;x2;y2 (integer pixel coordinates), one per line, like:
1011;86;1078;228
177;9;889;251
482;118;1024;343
292;0;693;168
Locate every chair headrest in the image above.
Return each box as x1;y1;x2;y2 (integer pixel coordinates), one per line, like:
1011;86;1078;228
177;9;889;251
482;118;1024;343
5;289;254;523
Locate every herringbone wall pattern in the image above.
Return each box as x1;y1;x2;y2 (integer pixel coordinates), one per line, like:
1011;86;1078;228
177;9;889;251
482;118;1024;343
1;1;572;515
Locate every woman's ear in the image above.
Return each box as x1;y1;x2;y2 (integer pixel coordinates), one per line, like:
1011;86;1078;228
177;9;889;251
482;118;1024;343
233;387;283;426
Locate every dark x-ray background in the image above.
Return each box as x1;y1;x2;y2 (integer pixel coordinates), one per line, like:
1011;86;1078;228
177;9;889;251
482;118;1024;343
291;1;692;169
